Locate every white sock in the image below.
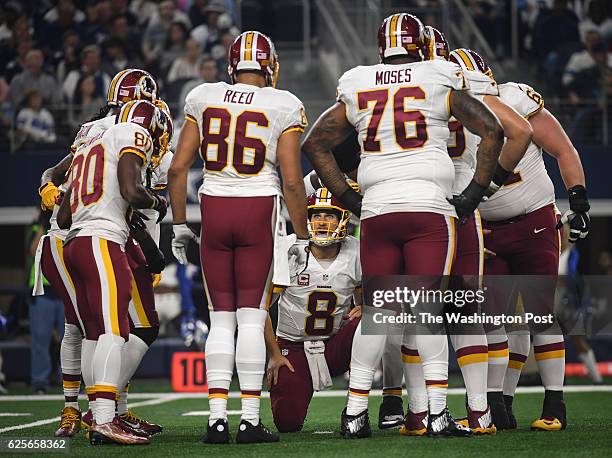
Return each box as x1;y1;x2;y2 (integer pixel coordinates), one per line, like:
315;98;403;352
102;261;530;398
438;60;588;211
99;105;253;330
401;332;427;414
93;333;125;424
117;333;150;415
382;331;404;397
486;330;509;392
236;308;267;425
346;322;386;415
451;333;488;411
533;334;565;391
61;323;82;409
578;349;602;383
416;334;448;415
81;339;97;414
205;311;236;425
503;332;530;397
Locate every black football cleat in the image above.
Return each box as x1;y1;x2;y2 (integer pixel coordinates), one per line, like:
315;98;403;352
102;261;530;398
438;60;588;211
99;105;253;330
378;396;404;429
427;407;472;437
504;395;518;429
341;407;372;439
488;391;511;430
203;419;230;444
235;419;279;444
531;390;567;431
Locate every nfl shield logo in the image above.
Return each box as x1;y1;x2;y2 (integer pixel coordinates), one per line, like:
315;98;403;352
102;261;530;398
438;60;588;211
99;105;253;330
298;274;310;286
323;274;329;282
281;348;289;356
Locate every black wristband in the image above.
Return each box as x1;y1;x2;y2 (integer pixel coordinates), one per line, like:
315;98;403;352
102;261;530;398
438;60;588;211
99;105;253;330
463;179;488;201
491;162;512;188
568;185;590;212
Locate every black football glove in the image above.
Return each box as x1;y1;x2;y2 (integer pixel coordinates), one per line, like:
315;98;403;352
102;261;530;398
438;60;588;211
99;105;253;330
129;211;165;273
484;162;512;198
448;179;488;224
557;185;590;243
150;193;168;223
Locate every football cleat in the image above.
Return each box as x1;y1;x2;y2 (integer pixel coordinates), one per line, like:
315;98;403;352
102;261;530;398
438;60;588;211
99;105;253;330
203;419;230;444
116;416;149;438
54;406;81;437
120;410;163;435
378;396;404;429
504;394;518;429
81;409;94;438
427;408;472;437
341;407;372;439
89;417;150;445
235;419;279;444
456;406;496;435
488;391;511;430
399;410;428;436
531;390;566;431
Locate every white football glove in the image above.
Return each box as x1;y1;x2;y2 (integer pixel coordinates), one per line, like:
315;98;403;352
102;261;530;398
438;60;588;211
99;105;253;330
288;238;310;274
172;223;199;265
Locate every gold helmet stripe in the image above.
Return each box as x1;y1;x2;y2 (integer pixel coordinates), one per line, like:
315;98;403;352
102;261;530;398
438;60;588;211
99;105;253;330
245;31;254;60
108;69;129;104
455;49;474;71
389;14;400;48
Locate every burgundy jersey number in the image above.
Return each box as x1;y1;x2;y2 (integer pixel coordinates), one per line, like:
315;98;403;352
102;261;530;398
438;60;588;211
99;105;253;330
201;108;269;175
357;86;428;152
304;291;337;336
447;120;466;158
70;144;105;213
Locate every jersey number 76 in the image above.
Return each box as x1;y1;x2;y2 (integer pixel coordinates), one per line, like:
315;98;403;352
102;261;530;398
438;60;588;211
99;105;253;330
358;87;428;152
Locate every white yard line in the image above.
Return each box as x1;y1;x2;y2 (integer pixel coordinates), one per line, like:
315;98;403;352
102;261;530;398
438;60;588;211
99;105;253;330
0;413;31;417
1;384;611;402
0;395;176;434
182;410;242;417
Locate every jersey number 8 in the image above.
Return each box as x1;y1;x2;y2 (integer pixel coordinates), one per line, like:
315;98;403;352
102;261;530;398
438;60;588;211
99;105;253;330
201;108;268;175
304;290;337;336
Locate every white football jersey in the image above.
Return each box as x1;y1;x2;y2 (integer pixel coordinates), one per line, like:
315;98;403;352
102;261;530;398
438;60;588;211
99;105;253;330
49;115;117;239
478;82;555;221
184;81;307;197
337;60;469;219
68;122;154;245
276;235;361;342
448;70;499;193
139;151;173;244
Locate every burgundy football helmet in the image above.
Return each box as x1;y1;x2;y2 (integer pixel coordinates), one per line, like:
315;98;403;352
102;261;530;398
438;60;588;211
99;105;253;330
107;69;158;107
449;48;494;78
378;13;426;62
424;26;450;61
228;31;279;87
116;100;168;163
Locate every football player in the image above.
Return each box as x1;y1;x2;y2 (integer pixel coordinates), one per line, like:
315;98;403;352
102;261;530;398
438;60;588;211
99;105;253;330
460;49;590;431
168;31;309;444
302;13;504;438
265;188;361;432
56;100;168;445
303;140;405;430
36;69;158;437
397;31;532;436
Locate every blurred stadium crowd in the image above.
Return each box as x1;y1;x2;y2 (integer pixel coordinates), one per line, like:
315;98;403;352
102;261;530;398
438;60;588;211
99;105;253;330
0;0;238;152
0;0;609;153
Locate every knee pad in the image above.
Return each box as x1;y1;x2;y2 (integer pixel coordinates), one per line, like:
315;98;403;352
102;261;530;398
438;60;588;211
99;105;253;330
64;323;83;343
131;326;159;347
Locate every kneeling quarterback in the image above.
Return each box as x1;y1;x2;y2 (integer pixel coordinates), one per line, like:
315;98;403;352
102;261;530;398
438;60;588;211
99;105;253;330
265;188;362;432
